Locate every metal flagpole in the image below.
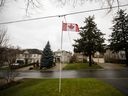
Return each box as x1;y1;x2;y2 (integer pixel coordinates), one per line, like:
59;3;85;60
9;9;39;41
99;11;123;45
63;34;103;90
59;21;63;93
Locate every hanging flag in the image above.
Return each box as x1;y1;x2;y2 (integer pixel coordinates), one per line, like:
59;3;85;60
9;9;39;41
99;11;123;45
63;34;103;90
62;22;79;32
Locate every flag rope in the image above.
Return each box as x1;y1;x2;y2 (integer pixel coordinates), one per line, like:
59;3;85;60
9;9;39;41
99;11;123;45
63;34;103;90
64;16;72;49
59;16;77;93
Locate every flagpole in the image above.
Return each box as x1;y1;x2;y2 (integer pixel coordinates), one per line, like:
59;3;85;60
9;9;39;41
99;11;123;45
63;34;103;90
59;21;63;93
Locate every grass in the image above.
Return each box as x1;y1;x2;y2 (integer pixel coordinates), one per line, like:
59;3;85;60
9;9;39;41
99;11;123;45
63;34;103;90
0;78;125;96
63;63;102;70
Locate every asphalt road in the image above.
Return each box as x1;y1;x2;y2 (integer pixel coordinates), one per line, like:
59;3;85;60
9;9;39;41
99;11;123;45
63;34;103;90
13;69;128;78
0;69;128;95
0;69;128;79
17;69;128;95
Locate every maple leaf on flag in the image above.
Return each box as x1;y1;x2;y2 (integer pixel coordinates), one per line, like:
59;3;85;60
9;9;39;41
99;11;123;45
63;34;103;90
68;24;75;29
62;22;79;32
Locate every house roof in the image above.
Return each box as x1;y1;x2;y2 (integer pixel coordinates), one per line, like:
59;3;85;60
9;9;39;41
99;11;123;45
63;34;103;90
54;49;72;54
23;49;42;54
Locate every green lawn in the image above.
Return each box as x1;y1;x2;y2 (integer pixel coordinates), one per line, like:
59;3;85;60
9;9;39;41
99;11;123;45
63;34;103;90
0;78;125;96
63;63;102;70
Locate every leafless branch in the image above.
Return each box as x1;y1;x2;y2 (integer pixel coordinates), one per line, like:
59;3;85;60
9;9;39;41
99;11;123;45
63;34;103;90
25;0;41;15
54;0;123;9
0;0;126;15
0;0;5;7
0;0;41;15
0;26;8;47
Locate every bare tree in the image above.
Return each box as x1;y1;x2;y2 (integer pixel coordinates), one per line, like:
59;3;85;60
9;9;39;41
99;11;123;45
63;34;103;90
0;0;125;14
0;0;4;7
0;26;19;84
3;47;20;83
51;0;122;8
0;47;20;84
0;0;41;15
0;26;8;67
0;26;8;47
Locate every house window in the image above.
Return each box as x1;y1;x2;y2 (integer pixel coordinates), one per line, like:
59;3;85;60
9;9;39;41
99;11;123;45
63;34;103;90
120;53;125;59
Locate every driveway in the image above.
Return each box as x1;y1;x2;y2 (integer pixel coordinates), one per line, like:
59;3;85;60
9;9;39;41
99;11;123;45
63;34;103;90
16;65;33;71
97;63;126;70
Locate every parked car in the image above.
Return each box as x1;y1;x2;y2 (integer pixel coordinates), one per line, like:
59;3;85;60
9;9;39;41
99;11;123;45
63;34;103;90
12;63;19;66
11;63;20;69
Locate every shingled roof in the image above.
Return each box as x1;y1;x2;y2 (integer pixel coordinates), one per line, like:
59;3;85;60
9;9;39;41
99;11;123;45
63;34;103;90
23;49;42;54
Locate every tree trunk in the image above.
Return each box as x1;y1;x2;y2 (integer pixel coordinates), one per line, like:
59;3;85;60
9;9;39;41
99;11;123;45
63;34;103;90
89;54;92;67
125;48;128;66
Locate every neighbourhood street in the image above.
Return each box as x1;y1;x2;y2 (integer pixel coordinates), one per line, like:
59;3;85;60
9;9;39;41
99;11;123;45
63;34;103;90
0;62;128;95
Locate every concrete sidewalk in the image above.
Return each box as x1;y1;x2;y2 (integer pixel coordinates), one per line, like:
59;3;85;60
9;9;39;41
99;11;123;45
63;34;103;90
97;63;126;70
47;63;67;71
95;61;128;95
16;65;33;71
16;63;67;71
99;78;128;96
93;58;127;69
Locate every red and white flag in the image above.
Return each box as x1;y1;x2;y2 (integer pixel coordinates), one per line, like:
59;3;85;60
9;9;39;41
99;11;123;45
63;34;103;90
62;22;79;32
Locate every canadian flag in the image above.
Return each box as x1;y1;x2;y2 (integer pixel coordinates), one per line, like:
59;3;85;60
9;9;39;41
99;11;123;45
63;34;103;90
62;22;79;32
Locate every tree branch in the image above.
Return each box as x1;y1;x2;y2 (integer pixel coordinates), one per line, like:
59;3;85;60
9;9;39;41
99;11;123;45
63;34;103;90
0;26;8;47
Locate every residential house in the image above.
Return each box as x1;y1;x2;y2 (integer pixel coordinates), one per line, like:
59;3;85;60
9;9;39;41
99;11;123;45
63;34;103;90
104;49;126;64
16;49;42;64
73;53;87;62
54;49;72;63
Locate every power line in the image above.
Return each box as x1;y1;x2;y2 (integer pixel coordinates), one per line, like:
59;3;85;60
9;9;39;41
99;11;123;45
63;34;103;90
0;4;128;25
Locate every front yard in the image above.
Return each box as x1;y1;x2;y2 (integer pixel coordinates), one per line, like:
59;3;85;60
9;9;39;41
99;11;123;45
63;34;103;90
63;63;102;70
0;78;125;96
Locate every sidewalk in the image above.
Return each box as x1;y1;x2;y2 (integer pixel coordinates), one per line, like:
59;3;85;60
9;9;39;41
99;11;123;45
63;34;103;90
93;58;127;70
99;78;128;95
16;63;67;71
97;63;126;70
47;63;67;71
94;58;128;95
16;65;33;71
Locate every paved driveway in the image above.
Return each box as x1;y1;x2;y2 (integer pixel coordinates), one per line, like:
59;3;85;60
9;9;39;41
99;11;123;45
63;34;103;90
97;63;126;69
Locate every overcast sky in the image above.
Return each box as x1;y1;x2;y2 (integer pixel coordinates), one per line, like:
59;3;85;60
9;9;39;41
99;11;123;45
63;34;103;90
0;0;128;52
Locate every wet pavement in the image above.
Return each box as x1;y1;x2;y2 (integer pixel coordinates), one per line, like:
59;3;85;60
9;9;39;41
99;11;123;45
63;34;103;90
0;69;128;95
12;69;127;78
97;63;126;70
99;78;128;95
0;69;127;79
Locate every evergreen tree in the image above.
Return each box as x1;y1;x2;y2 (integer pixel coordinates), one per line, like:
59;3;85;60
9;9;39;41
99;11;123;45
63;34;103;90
40;41;54;69
109;9;128;66
73;16;105;66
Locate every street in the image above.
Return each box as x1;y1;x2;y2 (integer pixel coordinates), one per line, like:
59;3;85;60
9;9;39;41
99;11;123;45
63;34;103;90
0;65;128;95
15;69;128;95
14;69;128;78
